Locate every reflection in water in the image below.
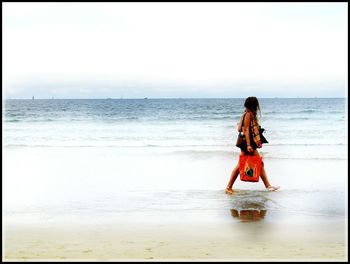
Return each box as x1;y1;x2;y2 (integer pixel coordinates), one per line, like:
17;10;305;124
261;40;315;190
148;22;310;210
230;209;267;222
229;190;269;222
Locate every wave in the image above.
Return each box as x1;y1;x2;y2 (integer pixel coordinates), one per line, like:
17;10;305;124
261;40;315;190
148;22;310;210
5;115;343;123
3;117;144;123
264;110;318;114
280;117;311;120
3;142;347;147
3;144;346;160
5;119;21;122
265;143;347;146
295;110;320;113
264;109;342;115
172;151;346;160
5;118;58;123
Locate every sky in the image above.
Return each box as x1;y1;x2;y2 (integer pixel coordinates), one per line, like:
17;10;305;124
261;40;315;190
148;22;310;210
2;2;348;99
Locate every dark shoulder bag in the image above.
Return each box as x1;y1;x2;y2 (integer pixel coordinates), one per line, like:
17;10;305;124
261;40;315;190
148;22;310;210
259;127;268;144
235;114;268;150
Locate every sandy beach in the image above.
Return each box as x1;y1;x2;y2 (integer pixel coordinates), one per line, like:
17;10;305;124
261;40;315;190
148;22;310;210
3;210;347;261
3;145;348;261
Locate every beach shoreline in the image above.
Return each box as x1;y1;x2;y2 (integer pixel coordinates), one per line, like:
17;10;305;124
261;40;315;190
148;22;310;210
3;146;348;261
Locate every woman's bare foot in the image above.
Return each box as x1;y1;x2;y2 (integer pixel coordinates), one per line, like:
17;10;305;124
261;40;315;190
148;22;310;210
266;185;280;191
225;188;234;195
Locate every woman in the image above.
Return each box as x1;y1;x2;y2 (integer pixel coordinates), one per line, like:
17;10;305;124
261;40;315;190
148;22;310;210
225;97;279;194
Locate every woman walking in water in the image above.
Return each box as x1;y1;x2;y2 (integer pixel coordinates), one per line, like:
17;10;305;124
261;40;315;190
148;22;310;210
225;97;279;194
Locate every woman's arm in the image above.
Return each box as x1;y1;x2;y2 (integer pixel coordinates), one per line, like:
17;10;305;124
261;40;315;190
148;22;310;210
237;115;243;132
243;113;253;152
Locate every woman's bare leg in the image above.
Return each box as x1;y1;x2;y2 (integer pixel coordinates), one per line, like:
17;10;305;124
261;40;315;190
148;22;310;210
259;157;280;191
255;150;279;191
260;165;271;188
225;162;240;194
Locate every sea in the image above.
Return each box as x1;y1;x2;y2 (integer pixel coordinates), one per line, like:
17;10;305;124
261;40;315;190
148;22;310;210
3;98;347;158
3;98;348;223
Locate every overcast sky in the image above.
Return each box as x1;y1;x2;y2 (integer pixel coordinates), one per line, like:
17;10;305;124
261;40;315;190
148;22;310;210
2;2;348;98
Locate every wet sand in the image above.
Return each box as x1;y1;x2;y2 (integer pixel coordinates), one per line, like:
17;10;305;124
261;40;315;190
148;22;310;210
3;210;347;261
3;147;348;261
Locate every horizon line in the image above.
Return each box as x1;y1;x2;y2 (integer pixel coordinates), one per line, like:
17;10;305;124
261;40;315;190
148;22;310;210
3;96;347;100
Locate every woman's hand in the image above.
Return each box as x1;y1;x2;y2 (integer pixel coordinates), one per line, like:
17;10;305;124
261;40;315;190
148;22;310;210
247;145;253;153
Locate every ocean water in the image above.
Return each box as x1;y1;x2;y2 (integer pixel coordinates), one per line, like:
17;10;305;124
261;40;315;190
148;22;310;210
3;98;348;222
3;98;347;159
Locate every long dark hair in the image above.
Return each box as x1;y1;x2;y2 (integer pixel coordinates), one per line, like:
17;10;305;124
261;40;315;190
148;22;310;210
244;96;261;118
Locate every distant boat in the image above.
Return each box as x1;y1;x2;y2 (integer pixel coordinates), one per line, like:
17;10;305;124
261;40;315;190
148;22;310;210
144;97;148;99
32;96;34;100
